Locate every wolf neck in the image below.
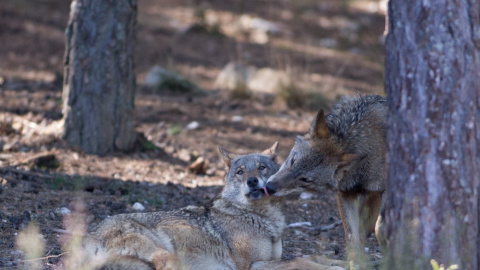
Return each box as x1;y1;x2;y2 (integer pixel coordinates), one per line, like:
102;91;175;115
211;197;285;238
212;197;283;221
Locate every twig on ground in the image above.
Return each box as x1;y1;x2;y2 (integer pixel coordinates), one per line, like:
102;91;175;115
18;252;68;262
308;220;343;231
51;228;85;236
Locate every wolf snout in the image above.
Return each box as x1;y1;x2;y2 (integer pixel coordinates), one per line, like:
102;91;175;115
264;182;276;196
247;177;259;188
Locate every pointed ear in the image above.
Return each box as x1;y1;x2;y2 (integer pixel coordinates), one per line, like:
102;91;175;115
218;146;238;169
262;141;279;160
334;153;366;180
310;110;329;139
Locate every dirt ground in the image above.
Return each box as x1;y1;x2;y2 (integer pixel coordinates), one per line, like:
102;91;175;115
0;0;385;268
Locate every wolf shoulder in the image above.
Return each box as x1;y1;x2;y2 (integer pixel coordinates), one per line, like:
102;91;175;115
327;95;387;145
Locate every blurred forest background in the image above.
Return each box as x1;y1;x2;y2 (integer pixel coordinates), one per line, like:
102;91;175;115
0;0;386;268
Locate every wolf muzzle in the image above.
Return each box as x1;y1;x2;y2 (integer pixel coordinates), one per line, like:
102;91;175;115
264;182;277;196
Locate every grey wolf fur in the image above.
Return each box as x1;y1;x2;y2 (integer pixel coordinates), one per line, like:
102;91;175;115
265;95;388;261
82;143;344;270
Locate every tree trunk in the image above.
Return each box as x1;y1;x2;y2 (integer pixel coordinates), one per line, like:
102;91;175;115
62;0;137;155
385;0;480;269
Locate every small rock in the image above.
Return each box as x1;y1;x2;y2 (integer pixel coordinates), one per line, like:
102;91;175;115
55;207;71;216
144;66;174;87
177;149;191;162
237;15;282;43
143;65;198;93
186;121;200;130
132;202;145;211
238;15;281;34
299;192;313;200
247;68;292;94
215;62;256;92
231;115;243;122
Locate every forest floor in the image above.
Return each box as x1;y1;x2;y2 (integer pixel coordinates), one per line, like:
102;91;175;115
0;0;385;268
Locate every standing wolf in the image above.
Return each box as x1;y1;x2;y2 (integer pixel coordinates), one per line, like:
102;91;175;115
82;143;344;270
265;95;388;262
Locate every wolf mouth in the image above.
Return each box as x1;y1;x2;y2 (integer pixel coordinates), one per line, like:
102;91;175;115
247;188;265;199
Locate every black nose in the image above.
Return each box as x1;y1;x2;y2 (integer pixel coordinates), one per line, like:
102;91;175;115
247;177;259;187
265;182;276;195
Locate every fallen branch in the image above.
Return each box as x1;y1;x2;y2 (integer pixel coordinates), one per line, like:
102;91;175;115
18;252;69;262
308;220;343;232
51;228;85;236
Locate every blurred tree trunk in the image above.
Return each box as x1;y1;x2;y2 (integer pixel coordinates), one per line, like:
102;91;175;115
385;0;480;269
62;0;137;155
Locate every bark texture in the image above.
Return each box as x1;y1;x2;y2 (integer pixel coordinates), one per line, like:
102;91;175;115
385;0;480;269
62;0;137;155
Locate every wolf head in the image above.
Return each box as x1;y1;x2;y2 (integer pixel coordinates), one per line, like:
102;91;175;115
265;110;365;196
219;142;279;204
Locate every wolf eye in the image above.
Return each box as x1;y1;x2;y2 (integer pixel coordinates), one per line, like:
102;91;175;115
290;155;296;166
258;166;266;171
236;170;244;175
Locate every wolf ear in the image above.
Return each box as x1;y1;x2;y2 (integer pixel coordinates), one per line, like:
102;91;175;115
334;153;366;180
218;146;238;169
310;109;329;139
262;141;279;160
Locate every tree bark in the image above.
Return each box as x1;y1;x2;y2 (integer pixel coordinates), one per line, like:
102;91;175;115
385;0;480;269
62;0;137;155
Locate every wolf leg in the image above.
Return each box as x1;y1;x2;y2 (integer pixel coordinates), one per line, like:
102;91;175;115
361;191;382;237
310;255;349;268
336;192;366;264
150;248;181;270
374;192;387;252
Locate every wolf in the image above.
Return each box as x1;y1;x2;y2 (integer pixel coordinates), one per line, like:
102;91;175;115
82;143;345;270
265;95;388;262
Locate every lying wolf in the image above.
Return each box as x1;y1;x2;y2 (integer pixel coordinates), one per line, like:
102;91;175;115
265;95;388;262
83;143;344;270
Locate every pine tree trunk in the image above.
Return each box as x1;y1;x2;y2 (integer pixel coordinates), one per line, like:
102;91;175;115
385;0;480;269
62;0;137;155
